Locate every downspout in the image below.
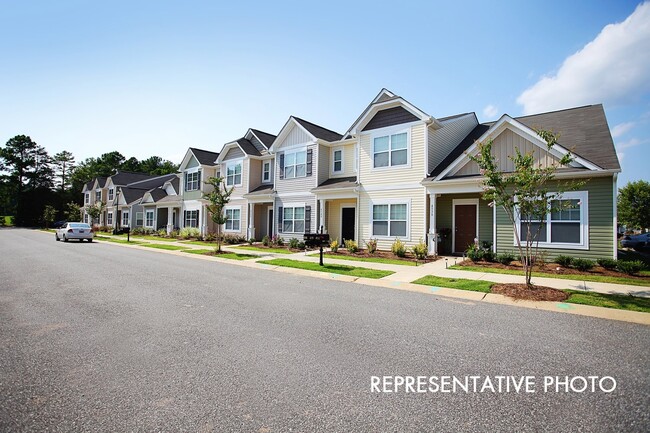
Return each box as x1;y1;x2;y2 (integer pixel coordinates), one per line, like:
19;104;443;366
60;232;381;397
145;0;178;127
613;173;618;259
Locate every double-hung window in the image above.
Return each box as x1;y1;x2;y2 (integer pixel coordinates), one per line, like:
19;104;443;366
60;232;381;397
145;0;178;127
184;210;199;228
225;208;241;231
372;203;407;238
185;171;200;191
373;132;408;168
145;210;155;228
136;212;144;226
262;161;271;182
107;212;113;225
108;188;114;201
95;190;101;202
226;162;242;186
517;191;588;248
284;150;306;178
85;193;90;204
283;206;305;233
122;211;130;227
333;149;343;173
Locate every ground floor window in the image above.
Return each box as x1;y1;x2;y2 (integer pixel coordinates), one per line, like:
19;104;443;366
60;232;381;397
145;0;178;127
184;210;199;228
84;213;88;223
225;208;241;231
122;211;130;227
145;210;155;228
107;212;113;225
372;203;407;237
283;206;305;233
135;212;143;226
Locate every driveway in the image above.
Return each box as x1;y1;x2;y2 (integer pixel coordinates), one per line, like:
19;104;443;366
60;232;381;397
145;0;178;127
1;229;649;432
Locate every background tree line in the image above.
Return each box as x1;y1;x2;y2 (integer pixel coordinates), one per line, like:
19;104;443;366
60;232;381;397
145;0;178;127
0;135;178;226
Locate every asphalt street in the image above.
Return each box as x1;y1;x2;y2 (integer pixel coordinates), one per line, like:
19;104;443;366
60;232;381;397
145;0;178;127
1;228;649;432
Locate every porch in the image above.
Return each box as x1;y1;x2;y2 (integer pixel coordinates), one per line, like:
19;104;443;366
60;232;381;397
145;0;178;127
311;177;358;245
243;184;276;241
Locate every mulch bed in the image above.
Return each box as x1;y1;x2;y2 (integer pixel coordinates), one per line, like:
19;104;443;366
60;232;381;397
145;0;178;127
457;260;649;281
491;283;569;302
328;249;437;264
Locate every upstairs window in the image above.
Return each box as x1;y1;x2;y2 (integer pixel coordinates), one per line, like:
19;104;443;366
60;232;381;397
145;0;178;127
284;150;306;178
262;161;271;182
226;162;242;186
95;190;101;202
373;132;408;168
85;193;90;204
185;171;200;191
333;149;343;173
108;188;114;201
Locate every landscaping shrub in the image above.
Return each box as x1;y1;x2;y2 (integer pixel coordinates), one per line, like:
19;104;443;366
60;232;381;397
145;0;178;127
248;238;255;245
262;235;271;247
411;238;428;260
482;249;495;262
616;260;645;275
169;229;180;238
273;235;284;246
289;238;300;249
572;258;595;272
391;239;406;258
297;241;306;250
330;238;339;252
466;244;483;262
365;238;378;254
597;258;618;270
157;229;168;237
555;255;574;268
204;232;217;242
496;252;515;265
223;234;246;244
345;239;359;253
180;227;201;239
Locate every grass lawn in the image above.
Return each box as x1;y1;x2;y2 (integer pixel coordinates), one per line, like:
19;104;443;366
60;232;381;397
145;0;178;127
451;265;650;287
412;275;493;293
95;236;144;245
316;253;417;266
412;274;650;313
140;243;190;251
181;240;223;247
257;258;393;279
236;245;293;254
129;235;179;242
182;249;257;260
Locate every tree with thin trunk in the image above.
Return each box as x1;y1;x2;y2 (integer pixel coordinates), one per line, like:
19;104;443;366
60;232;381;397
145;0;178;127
43;204;56;228
469;129;583;287
85;201;105;227
203;176;234;253
53;151;76;193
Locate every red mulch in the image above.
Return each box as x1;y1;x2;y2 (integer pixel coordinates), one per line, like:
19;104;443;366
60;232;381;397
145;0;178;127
328;249;437;263
491;283;569;302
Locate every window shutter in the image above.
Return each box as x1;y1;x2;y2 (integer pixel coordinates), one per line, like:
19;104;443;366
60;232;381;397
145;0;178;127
277;206;283;233
306;148;313;177
304;206;311;233
279;153;284;179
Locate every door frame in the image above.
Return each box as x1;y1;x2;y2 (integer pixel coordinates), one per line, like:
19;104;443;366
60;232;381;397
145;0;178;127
267;206;274;238
452;198;479;254
340;205;356;243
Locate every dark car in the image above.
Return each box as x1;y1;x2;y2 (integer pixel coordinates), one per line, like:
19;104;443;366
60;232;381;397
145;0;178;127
52;220;67;228
621;233;650;250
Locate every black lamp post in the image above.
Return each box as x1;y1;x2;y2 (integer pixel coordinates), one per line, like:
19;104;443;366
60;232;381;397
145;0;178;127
114;188;121;234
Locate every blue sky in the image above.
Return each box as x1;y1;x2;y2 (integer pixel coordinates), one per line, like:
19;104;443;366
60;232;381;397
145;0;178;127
1;0;647;186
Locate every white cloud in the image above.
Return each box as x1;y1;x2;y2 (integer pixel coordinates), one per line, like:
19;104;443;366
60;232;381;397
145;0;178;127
616;137;647;150
611;121;635;138
517;2;650;114
483;104;499;119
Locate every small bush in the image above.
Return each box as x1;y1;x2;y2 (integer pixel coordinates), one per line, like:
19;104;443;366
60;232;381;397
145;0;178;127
555;255;574;268
391;239;407;257
616;260;645;275
262;235;271;246
204;232;217;242
289;238;300;249
482;249;495;262
248;238;255;245
466;244;483;262
411;238;428;260
345;239;359;253
330;238;339;252
273;235;284;246
157;229;168;237
223;234;246;244
365;238;378;254
180;227;201;239
297;241;306;250
496;252;515;265
597;258;618;270
572;258;595;272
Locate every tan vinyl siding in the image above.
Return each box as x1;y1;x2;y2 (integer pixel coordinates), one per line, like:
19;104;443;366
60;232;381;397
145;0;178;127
223;146;245;161
330;143;356;178
453;128;561;177
358;188;426;251
359;123;426;186
495;176;615;260
248;159;262;192
318;144;330;186
326;199;357;243
223;199;248;237
429;115;478;173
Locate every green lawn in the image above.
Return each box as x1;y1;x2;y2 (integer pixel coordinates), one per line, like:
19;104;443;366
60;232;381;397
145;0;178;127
129;235;179;242
236;245;293;254
452;264;650;287
95;236;144;245
140;243;190;251
257;258;393;279
412;275;493;293
316;253;417;266
182;249;257;260
181;240;223;247
411;275;650;313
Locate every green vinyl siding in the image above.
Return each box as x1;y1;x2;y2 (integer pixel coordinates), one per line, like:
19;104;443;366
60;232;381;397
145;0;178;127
183;190;202;200
435;193;493;254
494;176;615;260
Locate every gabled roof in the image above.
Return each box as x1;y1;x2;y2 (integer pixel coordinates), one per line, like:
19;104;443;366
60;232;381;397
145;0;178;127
189;147;220;166
429;124;490;177
236;138;262;156
168;176;180;193
292;117;343;142
96;177;108;188
110;171;154;186
117;187;146;205
127;173;178;190
249;129;277;148
83;180;94;192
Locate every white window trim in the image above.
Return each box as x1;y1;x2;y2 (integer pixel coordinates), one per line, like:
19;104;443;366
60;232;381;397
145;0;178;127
108;188;114;201
145;210;155;228
107;212;113;226
262;161;271;183
122;211;130;226
185;169;201;191
184;209;199;228
281;202;306;234
452;198;480;254
369;199;411;241
226;160;243;187
135;212;144;227
369;126;411;171
283;148;307;179
224;206;242;232
514;191;589;250
85;193;90;204
332;147;344;174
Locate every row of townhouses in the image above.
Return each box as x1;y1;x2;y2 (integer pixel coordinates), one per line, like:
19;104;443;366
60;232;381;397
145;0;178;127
82;89;621;259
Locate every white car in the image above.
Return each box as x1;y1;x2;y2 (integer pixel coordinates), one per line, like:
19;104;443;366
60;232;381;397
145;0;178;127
55;222;94;242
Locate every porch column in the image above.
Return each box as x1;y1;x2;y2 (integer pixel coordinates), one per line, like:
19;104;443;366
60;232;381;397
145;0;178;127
201;205;207;236
428;193;437;256
247;203;255;240
167;207;174;235
319;199;326;233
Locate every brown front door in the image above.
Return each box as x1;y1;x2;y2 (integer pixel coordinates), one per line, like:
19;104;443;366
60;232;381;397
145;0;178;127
454;204;477;253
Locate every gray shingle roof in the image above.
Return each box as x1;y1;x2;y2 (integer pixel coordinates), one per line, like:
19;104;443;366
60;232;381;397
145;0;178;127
250;129;277;148
313;176;357;190
110;171;155;186
293;117;343;142
236;138;262;157
190;148;219;166
247;184;274;195
429;124;490;177
127;173;178;190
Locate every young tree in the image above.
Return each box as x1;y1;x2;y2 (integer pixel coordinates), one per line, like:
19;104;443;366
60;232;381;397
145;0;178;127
64;201;82;222
618;180;650;232
469;130;582;287
85;201;106;227
42;204;57;228
203;176;234;253
52;151;76;192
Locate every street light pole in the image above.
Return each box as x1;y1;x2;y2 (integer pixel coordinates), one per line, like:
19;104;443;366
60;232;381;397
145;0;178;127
114;187;121;235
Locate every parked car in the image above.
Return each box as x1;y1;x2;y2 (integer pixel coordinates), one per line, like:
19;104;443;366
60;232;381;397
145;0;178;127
55;222;94;242
621;233;650;250
52;220;67;228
